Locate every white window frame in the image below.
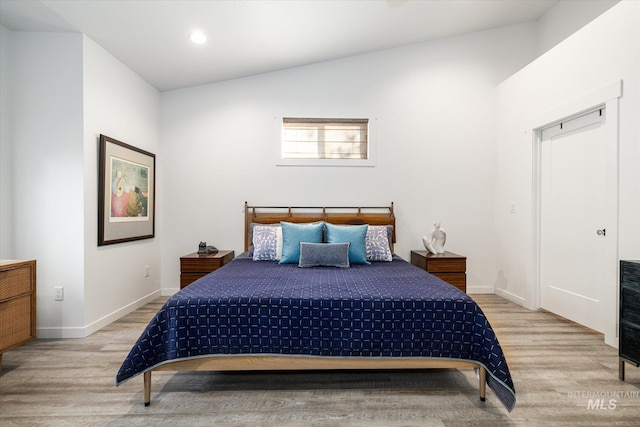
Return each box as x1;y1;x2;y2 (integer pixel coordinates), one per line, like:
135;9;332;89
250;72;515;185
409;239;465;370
276;117;376;167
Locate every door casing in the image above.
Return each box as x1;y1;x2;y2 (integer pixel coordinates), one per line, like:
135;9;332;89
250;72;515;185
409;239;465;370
540;110;606;333
531;80;621;347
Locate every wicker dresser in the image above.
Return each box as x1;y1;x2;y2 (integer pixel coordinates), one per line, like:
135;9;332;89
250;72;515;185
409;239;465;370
0;259;36;369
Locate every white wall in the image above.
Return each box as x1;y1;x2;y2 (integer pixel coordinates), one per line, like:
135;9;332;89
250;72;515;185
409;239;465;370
9;32;86;335
3;31;161;338
494;1;640;344
82;36;161;336
0;26;13;259
159;22;539;294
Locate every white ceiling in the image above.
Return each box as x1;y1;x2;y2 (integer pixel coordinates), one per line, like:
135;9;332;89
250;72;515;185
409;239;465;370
0;0;560;91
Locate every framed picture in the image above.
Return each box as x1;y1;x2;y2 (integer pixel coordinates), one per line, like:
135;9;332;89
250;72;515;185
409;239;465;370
98;134;155;246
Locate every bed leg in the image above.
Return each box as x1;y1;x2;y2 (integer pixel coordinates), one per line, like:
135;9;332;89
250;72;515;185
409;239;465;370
144;371;151;407
479;367;487;402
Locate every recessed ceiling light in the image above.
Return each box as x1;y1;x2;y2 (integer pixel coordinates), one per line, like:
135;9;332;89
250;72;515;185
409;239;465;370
189;31;207;44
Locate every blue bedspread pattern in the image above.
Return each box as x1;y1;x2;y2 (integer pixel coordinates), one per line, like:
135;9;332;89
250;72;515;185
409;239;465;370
116;256;515;411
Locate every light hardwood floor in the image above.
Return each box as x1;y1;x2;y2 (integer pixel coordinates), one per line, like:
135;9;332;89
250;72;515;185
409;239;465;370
1;294;639;426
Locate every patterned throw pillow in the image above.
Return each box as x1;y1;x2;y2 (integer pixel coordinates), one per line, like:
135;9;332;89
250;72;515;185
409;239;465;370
366;225;393;262
252;225;282;261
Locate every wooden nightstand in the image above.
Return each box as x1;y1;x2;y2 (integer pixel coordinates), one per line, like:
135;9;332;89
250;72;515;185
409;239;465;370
180;251;234;288
410;250;466;293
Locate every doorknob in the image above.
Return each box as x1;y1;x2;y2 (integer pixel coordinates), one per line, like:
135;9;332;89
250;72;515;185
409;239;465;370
596;229;606;236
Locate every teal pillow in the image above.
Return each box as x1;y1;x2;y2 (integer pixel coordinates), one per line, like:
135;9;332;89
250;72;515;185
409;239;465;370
325;223;370;265
279;221;324;264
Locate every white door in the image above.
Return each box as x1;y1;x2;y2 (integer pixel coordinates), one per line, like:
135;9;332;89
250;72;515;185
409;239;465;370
540;108;607;333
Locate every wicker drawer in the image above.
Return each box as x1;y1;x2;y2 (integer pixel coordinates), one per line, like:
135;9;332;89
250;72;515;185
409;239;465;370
0;294;34;351
0;265;32;301
0;260;36;365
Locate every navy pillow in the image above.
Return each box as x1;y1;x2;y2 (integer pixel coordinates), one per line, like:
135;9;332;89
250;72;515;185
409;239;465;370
279;221;324;264
325;223;370;265
298;242;350;268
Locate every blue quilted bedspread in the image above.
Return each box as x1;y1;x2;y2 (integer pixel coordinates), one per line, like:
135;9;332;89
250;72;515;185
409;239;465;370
116;255;515;411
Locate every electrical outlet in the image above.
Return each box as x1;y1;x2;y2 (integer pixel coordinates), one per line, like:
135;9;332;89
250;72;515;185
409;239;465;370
54;286;64;301
145;265;150;277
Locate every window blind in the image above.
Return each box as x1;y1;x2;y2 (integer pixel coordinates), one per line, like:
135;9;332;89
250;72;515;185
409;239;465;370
282;118;369;160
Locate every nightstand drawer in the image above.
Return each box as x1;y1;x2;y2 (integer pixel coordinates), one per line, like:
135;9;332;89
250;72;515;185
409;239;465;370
426;259;466;273
179;251;234;288
180;258;224;273
432;272;466;288
180;273;211;288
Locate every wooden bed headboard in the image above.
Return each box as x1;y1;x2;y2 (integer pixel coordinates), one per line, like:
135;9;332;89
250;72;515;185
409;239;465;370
244;202;396;252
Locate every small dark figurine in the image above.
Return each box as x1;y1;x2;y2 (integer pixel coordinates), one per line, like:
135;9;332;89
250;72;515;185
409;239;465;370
198;242;218;255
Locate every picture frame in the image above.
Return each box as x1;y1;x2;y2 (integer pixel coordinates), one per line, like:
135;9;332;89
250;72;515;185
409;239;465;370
98;134;155;246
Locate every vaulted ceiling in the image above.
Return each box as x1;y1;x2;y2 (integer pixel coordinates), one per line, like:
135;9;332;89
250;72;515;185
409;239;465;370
0;0;561;91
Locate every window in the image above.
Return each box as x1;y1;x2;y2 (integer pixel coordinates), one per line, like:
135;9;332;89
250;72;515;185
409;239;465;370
278;118;374;166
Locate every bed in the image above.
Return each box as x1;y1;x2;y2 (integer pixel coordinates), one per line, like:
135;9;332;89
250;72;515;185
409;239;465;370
116;203;516;411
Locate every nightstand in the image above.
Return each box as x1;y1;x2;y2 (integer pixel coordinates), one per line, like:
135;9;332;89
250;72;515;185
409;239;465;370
410;250;466;293
179;250;234;288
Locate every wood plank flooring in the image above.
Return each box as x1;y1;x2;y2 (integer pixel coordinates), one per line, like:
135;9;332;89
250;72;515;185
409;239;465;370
1;294;639;426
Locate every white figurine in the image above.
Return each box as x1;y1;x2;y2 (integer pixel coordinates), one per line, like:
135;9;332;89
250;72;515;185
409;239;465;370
423;222;446;254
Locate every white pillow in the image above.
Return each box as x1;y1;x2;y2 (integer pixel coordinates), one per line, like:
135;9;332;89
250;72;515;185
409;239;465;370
252;225;283;261
366;225;393;262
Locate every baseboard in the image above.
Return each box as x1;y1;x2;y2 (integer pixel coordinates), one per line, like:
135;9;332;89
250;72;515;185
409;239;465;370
161;287;180;297
37;326;87;339
36;289;161;339
466;285;494;294
84;290;162;336
494;287;527;305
